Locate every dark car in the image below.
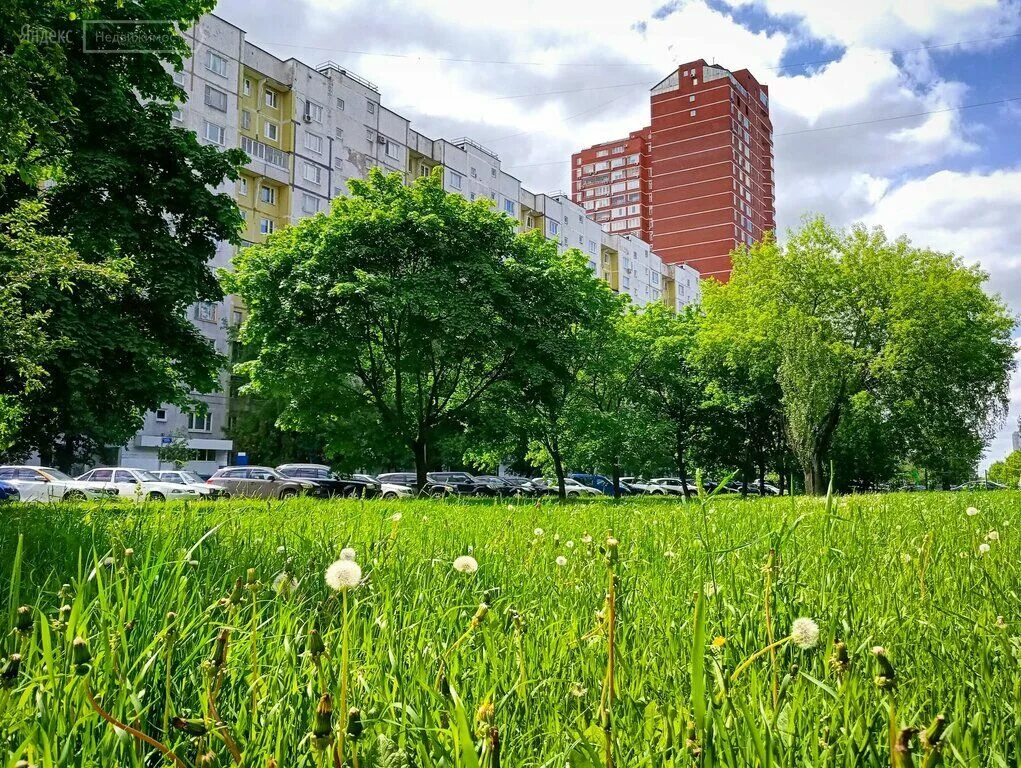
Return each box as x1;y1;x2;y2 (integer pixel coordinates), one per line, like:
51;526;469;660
0;480;19;503
377;472;457;497
475;475;541;497
428;471;507;496
277;464;377;498
569;473;636;497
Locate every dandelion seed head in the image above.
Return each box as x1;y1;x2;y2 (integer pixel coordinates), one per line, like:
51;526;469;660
276;546;286;555
581;533;593;544
790;617;820;650
340;547;356;561
704;581;719;598
556;556;568;567
664;550;676;559
979;542;991;555
996;615;1007;629
606;536;619;548
534;528;544;537
565;540;575;548
453;555;479;574
325;559;362;591
966;506;980;517
272;572;298;597
391;512;402;522
986;530;999;541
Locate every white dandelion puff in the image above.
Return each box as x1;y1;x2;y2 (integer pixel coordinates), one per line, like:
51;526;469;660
534;528;545;537
986;530;999;541
966;506;980;517
704;581;719;598
272;572;299;597
276;545;286;555
453;555;479;574
978;542;991;555
606;536;619;548
565;540;575;549
581;533;593;544
790;617;820;650
391;512;402;522
340;547;356;561
556;556;568;567
325;559;362;591
664;550;676;559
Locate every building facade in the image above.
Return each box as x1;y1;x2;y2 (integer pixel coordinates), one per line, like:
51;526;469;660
121;14;699;472
572;59;774;281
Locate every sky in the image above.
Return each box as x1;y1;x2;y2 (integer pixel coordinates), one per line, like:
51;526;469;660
214;0;1021;468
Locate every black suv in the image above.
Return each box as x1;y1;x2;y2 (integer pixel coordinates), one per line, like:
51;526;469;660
277;464;377;498
428;472;507;496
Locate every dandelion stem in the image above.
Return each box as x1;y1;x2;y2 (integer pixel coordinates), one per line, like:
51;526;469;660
337;589;350;766
731;636;791;683
85;683;185;768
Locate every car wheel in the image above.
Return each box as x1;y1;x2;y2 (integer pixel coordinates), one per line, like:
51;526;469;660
382;491;398;500
279;489;297;500
147;492;166;502
63;490;87;502
430;490;447;499
218;491;231;499
567;491;579;498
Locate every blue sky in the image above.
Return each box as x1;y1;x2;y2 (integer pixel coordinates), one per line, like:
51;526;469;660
220;0;1021;467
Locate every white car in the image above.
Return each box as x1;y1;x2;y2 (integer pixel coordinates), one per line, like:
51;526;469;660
650;477;695;495
623;477;682;496
76;467;202;502
0;466;118;503
378;482;415;500
541;477;601;497
153;470;230;498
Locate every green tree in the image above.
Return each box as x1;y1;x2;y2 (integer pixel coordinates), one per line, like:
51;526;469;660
705;218;1015;494
156;429;191;470
1;0;245;467
988;450;1021;489
225;169;556;488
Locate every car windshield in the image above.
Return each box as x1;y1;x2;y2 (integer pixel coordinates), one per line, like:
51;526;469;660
159;474;185;484
135;471;161;482
180;471;205;484
41;468;73;481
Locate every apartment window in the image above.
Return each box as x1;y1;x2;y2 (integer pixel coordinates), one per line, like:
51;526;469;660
305;132;323;154
238;178;248;196
627;154;639;164
367;100;375;114
243;78;251;96
302;193;320;214
263;120;279;141
491;167;497;177
240;110;251;130
594;161;610;171
336;97;345;110
171;109;183;123
260;185;276;204
259;218;274;235
187;412;212;432
549;221;559;235
690;110;697;117
196;301;216;321
335;127;344;140
689;95;695;103
596;149;608;158
155;409;168;422
588;239;596;253
612;145;625;154
203;120;225;146
693;78;699;85
504;199;515;215
264;88;278;108
385;140;399;160
448;171;462;190
303;162;321;184
204;85;227;112
305;100;323;123
173;71;186;87
206;50;228;77
583;164;594;174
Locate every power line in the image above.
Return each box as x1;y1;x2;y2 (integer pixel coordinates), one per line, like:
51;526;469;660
502;94;1021;169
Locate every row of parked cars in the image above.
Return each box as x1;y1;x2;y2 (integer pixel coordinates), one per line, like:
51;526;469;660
0;462;784;504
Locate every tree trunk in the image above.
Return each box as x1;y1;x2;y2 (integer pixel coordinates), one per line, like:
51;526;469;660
758;460;767;497
552;444;567;502
676;427;691;501
804;452;826;496
612;459;621;499
777;470;785;496
412;437;428;492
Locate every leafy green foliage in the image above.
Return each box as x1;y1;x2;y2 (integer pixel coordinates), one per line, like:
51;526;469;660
987;450;1021;489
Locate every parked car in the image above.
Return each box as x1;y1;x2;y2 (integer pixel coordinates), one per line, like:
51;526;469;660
569;473;636;497
0;479;20;503
531;477;601;497
474;475;541;497
0;465;118;503
649;477;697;495
621;476;680;495
352;473;413;500
207;466;321;499
153;470;230;499
951;480;1007;491
428;472;507;496
377;472;457;497
277;464;376;498
76;467;201;502
747;479;781;496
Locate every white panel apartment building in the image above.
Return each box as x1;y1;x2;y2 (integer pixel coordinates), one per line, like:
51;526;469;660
121;13;700;473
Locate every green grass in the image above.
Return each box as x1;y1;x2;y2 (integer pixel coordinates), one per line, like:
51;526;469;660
0;491;1018;766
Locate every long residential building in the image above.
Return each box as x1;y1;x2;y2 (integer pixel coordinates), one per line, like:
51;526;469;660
572;59;775;281
118;13;700;473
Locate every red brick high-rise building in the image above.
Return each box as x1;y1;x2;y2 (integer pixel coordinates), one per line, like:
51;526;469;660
572;60;774;281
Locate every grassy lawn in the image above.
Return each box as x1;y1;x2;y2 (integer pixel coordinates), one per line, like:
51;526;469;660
1;492;1017;766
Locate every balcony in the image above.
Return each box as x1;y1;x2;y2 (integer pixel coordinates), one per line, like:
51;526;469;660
240;136;290;184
